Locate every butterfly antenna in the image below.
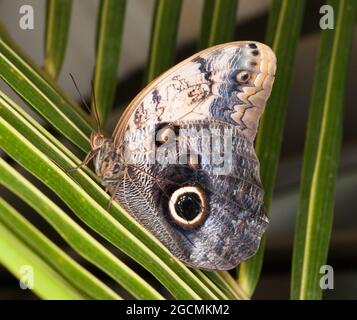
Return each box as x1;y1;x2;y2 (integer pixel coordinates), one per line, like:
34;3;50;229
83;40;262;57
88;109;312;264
69;73;101;133
90;79;101;133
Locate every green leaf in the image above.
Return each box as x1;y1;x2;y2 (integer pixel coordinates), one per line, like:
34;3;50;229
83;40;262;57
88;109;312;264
219;271;249;300
0;158;162;300
44;0;73;79
204;271;248;300
197;0;215;50
0;198;120;300
0;214;83;300
238;0;306;297
0;91;94;178
291;0;357;300
191;270;231;300
198;0;239;50
144;0;182;84
0;91;218;300
0;24;93;152
93;0;126;126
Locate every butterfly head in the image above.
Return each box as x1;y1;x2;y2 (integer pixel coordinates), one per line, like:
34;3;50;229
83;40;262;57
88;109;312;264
89;132;125;185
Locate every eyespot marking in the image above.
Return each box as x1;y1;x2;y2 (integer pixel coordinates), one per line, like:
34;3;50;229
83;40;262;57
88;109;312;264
236;71;251;83
168;186;207;229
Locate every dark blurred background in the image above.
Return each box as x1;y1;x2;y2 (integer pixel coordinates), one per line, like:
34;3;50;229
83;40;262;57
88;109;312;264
0;0;356;299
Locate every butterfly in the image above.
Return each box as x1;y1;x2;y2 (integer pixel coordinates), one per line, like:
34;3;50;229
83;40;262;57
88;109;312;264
78;41;276;271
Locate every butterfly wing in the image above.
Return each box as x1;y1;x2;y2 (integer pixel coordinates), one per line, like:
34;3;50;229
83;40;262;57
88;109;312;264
113;41;276;144
109;41;276;270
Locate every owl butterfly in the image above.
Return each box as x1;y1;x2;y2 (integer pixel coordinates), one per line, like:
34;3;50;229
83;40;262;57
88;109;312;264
81;41;276;270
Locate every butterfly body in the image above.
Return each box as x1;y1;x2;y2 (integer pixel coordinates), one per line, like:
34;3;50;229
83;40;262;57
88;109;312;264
89;41;276;270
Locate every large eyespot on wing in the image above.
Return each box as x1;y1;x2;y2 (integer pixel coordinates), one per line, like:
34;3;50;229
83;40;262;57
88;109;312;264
167;186;208;229
112;120;269;270
112;41;276;145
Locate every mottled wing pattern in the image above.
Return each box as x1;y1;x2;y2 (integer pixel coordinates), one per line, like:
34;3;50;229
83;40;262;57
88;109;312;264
113;41;276;144
101;41;277;270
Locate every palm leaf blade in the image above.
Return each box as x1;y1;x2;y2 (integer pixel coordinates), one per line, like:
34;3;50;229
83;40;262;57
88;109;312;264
44;0;73;79
0;25;92;152
144;0;182;83
0;196;120;300
291;0;357;300
0;206;83;300
93;0;126;125
198;0;239;50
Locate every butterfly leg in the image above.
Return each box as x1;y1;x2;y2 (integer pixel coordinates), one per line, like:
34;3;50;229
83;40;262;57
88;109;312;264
105;170;126;210
106;182;120;211
66;148;99;173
